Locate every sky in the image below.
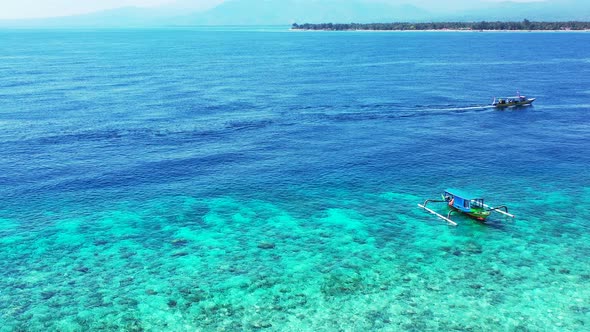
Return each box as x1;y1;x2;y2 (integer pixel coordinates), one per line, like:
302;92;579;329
0;0;546;20
0;0;222;19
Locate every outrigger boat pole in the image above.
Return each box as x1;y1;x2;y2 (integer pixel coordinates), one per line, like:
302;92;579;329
418;200;457;226
482;203;515;218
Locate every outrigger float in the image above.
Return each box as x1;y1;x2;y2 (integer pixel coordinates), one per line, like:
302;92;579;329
418;189;514;226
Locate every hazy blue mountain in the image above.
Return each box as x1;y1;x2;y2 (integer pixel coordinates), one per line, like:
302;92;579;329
1;0;589;28
448;0;590;22
183;0;432;25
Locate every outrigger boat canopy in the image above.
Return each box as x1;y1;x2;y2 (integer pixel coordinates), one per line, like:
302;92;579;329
418;189;514;226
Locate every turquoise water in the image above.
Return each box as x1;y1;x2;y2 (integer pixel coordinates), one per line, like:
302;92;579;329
1;28;589;331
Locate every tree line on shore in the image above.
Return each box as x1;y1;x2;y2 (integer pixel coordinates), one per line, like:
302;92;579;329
292;20;590;31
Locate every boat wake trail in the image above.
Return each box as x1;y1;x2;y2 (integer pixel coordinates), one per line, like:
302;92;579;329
286;104;500;124
430;105;495;111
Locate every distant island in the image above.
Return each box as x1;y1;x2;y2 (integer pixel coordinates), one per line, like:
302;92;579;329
292;20;590;31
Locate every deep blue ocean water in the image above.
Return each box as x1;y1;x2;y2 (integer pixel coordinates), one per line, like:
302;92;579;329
1;27;589;331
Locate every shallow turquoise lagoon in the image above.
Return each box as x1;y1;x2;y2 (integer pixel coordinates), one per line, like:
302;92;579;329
0;28;589;331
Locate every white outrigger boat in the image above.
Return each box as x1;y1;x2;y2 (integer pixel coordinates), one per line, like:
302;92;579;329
492;92;535;108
